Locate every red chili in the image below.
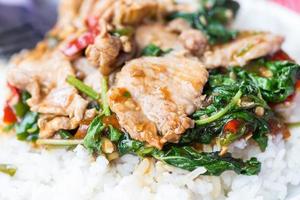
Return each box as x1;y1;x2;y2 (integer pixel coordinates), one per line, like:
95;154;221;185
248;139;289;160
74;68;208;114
296;80;300;90
86;15;100;35
62;32;95;57
269;50;293;61
223;119;241;134
3;103;17;124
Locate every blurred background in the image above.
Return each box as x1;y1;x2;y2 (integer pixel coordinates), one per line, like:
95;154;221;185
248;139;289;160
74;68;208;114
0;0;57;57
0;0;299;58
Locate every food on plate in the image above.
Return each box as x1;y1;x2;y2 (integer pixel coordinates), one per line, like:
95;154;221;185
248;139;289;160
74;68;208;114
1;0;300;177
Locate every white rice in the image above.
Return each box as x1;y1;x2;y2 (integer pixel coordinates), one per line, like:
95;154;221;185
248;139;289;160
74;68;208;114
1;1;300;200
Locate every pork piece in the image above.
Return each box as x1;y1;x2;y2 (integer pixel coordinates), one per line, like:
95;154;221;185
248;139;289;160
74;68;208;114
113;0;159;25
82;0;171;26
135;23;183;51
179;29;208;56
74;58;103;92
7;50;88;138
135;23;207;56
167;18;192;33
203;32;284;68
108;57;208;148
86;34;122;75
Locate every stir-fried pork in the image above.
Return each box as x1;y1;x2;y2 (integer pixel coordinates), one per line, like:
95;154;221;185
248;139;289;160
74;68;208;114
203;32;284;68
179;29;208;56
135;23;183;51
86;34;122;75
167;18;192;33
135;23;208;56
7;49;88;138
73;58;103;92
113;0;159;25
108;57;208;148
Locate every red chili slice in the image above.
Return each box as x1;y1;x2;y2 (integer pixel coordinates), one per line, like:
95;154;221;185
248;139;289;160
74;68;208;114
296;80;300;90
86;16;99;33
62;32;95;57
223;119;241;134
3;103;17;124
269;50;293;61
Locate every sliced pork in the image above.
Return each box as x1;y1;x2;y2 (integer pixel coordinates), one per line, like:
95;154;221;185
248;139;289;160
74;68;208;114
203;32;284;68
135;23;183;51
108;57;208;148
7;50;88;138
135;22;208;57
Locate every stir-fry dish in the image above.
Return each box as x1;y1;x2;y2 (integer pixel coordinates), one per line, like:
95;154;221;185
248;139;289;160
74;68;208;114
2;0;300;176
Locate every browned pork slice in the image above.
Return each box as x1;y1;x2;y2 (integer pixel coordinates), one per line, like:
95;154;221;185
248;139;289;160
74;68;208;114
108;57;208;148
86;34;122;75
135;23;183;51
113;0;159;25
7;50;88;138
203;32;284;68
135;22;208;56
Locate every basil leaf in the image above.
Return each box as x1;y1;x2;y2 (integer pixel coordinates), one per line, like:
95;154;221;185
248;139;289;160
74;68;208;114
83;116;105;154
108;125;122;142
117;134;261;175
16;112;39;141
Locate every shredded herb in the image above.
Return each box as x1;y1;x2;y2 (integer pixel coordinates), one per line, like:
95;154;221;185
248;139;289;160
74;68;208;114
66;75;100;100
0;164;17;176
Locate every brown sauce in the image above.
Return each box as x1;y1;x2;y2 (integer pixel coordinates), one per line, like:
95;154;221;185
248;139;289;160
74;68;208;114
103;114;121;129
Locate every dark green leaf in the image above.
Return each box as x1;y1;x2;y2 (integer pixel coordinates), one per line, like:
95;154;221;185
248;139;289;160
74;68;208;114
14;91;30;118
83;116;105;154
169;0;240;44
153;146;260;175
58;130;73;139
118;134;145;156
185;60;298;149
15;112;39;141
108;125;122;142
117;134;260;175
142;44;172;57
244;61;300;103
87;101;101;110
